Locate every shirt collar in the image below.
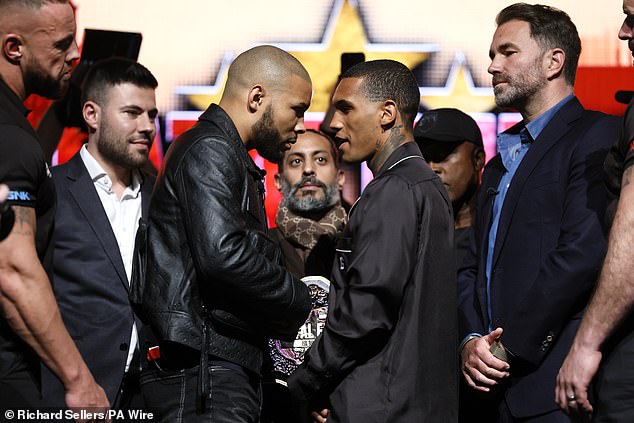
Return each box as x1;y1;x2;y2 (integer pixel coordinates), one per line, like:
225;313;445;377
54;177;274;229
496;94;574;170
0;77;29;117
80;144;142;196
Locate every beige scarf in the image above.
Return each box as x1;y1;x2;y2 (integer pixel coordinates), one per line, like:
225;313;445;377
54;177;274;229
275;204;347;250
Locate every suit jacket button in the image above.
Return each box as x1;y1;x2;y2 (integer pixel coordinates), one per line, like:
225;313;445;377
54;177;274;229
120;343;129;351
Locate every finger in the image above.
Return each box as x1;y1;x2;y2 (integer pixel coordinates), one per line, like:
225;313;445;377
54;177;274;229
573;389;593;415
554;381;569;412
483;327;504;345
311;411;327;423
476;358;510;378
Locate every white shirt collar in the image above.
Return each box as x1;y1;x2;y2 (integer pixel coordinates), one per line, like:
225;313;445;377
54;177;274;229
79;144;142;196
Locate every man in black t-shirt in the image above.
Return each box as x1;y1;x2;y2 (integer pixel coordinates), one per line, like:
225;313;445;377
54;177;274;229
414;108;485;265
0;0;108;414
556;1;634;421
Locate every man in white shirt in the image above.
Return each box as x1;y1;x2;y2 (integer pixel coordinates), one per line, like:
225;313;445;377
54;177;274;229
41;57;158;414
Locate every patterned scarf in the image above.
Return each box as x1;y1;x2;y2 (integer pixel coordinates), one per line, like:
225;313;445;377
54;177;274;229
275;203;347;250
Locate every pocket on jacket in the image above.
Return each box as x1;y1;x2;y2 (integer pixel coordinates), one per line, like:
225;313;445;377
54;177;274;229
334;236;353;273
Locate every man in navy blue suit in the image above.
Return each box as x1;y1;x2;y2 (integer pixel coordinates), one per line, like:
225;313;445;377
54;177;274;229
458;4;620;422
41;58;158;413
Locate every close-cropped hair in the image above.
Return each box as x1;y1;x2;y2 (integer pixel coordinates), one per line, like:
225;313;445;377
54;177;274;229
342;59;420;128
278;129;340;171
0;0;67;9
81;57;158;106
496;3;581;85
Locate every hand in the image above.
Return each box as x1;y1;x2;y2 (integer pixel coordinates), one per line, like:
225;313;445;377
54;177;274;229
0;184;8;203
556;343;602;417
64;373;110;423
461;327;510;392
311;408;329;423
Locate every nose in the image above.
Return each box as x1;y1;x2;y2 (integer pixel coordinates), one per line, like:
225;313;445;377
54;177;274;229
138;113;156;137
329;113;343;133
294;117;306;134
487;54;500;76
619;18;634;41
67;39;80;63
302;161;315;176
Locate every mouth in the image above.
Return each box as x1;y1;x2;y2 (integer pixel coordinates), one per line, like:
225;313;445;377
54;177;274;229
130;138;152;151
334;137;349;149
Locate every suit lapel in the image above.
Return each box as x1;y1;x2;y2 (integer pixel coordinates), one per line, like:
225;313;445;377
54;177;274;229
65;153;129;291
491;98;583;268
140;173;154;219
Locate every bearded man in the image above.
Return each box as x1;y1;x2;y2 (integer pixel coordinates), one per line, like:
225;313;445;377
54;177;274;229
458;4;620;422
42;57;158;414
261;129;346;423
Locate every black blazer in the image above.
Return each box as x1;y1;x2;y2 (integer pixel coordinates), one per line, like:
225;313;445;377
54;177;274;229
41;151;154;406
458;97;620;418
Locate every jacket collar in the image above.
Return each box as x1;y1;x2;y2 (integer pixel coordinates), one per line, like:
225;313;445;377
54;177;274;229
374;141;423;178
198;104;264;178
488;96;584;269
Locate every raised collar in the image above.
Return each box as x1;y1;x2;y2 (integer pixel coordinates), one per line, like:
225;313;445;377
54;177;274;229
374;141;423;178
198;104;264;178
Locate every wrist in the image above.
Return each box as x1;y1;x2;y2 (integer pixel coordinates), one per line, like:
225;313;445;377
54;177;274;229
459;333;482;353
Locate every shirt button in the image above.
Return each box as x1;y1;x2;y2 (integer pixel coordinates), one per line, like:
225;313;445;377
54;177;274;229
120;343;128;351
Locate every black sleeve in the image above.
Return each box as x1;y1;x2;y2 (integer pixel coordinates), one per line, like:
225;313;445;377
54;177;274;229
0;125;45;209
288;175;419;399
176;139;311;339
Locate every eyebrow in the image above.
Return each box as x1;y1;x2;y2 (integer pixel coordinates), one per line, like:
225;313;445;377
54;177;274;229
489;42;519;58
54;34;75;50
334;99;353;109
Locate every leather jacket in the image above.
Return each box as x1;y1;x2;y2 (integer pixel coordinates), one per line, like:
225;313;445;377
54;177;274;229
132;104;311;373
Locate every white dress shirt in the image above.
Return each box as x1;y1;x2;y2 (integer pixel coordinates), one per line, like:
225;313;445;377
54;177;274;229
80;145;142;372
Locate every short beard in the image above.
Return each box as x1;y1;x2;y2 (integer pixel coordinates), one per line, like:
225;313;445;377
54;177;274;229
252;104;285;163
280;176;340;215
23;58;69;100
96;117;150;170
493;58;546;109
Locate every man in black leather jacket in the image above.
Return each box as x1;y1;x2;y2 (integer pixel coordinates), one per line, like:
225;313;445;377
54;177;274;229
134;45;313;422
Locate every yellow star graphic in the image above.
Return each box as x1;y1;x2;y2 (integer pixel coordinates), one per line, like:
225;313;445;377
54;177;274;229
420;53;496;113
179;0;436;113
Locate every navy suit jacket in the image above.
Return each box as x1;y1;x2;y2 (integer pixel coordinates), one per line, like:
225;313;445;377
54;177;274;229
42;151;154;406
458;97;620;418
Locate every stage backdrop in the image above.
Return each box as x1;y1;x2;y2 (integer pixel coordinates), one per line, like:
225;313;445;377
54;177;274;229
46;0;633;224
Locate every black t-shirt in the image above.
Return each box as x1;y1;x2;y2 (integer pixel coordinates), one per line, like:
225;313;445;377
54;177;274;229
604;103;634;228
455;226;473;268
0;78;56;377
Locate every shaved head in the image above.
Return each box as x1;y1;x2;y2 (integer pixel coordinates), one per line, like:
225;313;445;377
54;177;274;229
222;45;311;99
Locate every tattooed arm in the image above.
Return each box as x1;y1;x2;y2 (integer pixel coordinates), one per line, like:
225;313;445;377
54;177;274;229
0;205;109;412
556;165;634;415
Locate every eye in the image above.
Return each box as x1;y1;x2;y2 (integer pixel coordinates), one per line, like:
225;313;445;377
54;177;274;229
316;157;327;164
289;158;302;167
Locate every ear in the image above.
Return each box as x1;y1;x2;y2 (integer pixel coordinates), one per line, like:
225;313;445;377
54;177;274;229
336;169;345;191
545;48;565;80
473;148;485;173
274;172;283;192
82;101;100;132
379;100;397;128
2;34;24;64
247;85;265;113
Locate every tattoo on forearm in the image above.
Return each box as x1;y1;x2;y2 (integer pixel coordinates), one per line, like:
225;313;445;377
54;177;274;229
13;207;34;236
